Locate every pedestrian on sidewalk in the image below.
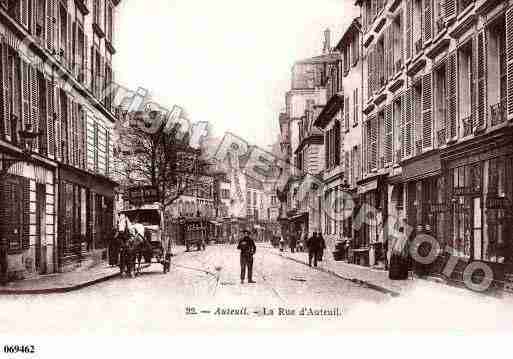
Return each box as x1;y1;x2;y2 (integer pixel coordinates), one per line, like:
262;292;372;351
289;231;297;253
307;232;320;267
388;227;410;280
317;232;326;262
237;229;256;284
279;234;285;252
0;238;8;286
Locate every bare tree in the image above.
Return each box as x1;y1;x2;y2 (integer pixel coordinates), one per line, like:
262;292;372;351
113;111;208;212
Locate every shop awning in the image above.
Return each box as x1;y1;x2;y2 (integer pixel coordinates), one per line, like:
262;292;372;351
402;153;441;182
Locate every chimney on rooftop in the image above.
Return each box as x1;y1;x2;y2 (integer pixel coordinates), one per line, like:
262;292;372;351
323;28;331;54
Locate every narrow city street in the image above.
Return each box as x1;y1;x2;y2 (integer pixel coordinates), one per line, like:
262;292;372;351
0;244;388;335
2;244;513;335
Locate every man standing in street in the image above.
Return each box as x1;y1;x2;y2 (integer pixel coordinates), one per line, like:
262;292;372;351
237;229;256;284
290;231;297;253
307;232;319;267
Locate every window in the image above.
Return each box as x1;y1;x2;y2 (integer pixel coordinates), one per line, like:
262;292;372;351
393;97;402;162
344;96;350;131
458;40;473;137
413;80;422;154
344;44;350;75
366;115;377;171
106;0;113;43
434;0;444;35
434;61;447;144
59;3;67;57
488;16;507;127
393;11;403;72
352;32;359;66
413;0;423;54
376;36;385;88
377;110;385;167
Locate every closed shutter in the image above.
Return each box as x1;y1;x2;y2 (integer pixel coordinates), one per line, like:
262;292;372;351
384;25;389;80
335;120;341;166
55;87;61;161
399;8;404;64
444;0;456;20
67;12;72;69
94;122;99;172
22;178;30;250
389;25;395;78
0;36;10;141
21;60;30;130
476;30;487;129
90;45;95;93
369;115;377;170
37;71;47;156
407;88;414;156
507;8;513;121
400;92;406;159
424;0;432;45
447;51;458;139
46;79;55;159
83;33;89;88
21;0;29;28
405;0;412;61
368;46;373;96
345;96;349;131
46;0;55;52
30;65;39;153
385;103;393;164
106;130;110;176
325;132;329;169
422;72;433;148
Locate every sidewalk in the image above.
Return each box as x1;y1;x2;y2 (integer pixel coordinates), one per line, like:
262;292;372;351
0;263;120;295
264;246;424;297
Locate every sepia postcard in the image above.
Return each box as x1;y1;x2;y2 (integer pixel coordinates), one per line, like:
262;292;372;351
0;0;513;355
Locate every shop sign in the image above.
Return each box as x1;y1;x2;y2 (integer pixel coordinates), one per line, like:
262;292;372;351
485;197;513;210
429;203;448;213
127;185;159;204
453;186;481;196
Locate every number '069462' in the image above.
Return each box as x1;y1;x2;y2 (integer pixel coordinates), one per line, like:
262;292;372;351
3;345;36;354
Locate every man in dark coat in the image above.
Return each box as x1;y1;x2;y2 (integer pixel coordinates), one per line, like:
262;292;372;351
237;229;256;284
317;233;326;261
307;232;319;267
289;231;297;253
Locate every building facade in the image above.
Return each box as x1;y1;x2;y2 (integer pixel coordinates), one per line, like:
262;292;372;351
0;0;120;279
358;0;513;287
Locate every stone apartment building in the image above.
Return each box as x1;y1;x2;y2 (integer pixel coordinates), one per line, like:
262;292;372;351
357;0;513;287
0;0;120;279
315;17;364;256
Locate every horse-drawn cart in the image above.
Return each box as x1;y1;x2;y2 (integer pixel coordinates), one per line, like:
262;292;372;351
118;206;171;276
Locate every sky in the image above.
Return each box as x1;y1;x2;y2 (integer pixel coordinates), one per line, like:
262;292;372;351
114;0;360;149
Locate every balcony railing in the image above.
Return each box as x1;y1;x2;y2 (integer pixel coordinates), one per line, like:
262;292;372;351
462;115;473;137
490;100;507;127
415;140;422;155
435;17;445;34
415;38;423;54
437;128;446;146
395;59;403;73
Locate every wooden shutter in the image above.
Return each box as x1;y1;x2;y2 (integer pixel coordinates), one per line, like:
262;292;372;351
55;87;61;161
345;96;349;131
335;120;341;166
21;0;29;28
67;12;72;69
72;21;77;75
83;33;89;87
46;0;55;52
354;88;359;125
444;0;456;20
66;95;73;165
423;0;432;45
37;71;47;156
422;73;433;148
21;60;30;129
368;115;377;170
93;122;99;172
407;88;413;157
90;44;95;93
384;26;389;80
385;103;393;164
476;30;487;129
22;178;30;250
30;65;39;153
447;51;458;139
389;25;395;78
368;46;373;96
400;92;406;159
46;79;55;159
405;0;412;61
0;36;10;141
325;132;329;169
507;7;513;121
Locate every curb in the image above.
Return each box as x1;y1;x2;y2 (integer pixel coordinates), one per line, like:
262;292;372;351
269;251;401;297
0;272;120;295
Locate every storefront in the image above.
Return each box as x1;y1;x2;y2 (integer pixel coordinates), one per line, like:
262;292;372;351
0;155;57;279
355;175;387;267
58;166;116;271
439;131;513;289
